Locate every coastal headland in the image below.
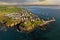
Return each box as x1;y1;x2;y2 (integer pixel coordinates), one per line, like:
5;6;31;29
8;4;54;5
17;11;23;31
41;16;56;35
0;6;55;32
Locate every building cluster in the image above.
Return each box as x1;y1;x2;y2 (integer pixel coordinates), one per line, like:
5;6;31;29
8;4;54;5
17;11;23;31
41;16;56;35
4;11;40;22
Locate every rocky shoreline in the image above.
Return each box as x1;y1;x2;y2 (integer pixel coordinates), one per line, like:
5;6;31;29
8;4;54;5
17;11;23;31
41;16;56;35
0;6;55;32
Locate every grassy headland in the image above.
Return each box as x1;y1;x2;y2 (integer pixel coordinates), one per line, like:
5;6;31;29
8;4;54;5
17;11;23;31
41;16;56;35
0;6;55;32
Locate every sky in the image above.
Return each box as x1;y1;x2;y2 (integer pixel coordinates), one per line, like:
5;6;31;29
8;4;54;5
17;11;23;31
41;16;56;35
0;0;60;5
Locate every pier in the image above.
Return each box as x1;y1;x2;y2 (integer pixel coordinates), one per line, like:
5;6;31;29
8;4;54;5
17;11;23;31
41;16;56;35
39;17;55;26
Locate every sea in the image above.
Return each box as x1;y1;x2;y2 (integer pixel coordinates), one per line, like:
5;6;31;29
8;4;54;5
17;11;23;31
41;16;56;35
0;6;60;40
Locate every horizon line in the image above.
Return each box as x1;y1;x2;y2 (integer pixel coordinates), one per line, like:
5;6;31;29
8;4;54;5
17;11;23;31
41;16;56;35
0;4;60;6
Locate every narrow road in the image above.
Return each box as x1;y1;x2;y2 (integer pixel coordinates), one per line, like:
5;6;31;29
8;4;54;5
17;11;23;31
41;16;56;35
40;17;55;26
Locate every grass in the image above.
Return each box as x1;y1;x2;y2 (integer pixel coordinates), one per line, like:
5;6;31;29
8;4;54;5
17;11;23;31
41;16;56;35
0;6;44;32
20;20;43;31
0;6;23;16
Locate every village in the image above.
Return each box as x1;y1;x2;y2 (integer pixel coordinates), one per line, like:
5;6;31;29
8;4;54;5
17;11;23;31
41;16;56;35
0;6;55;32
4;9;40;23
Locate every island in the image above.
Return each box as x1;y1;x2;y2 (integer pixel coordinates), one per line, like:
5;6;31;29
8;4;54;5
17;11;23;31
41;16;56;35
0;6;55;32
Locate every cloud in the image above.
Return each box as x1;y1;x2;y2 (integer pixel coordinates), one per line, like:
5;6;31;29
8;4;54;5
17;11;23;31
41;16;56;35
0;0;60;5
0;0;45;3
39;0;45;1
0;0;27;3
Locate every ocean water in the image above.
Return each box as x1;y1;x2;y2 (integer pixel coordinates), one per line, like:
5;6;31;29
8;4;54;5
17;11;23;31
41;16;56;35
0;6;60;40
